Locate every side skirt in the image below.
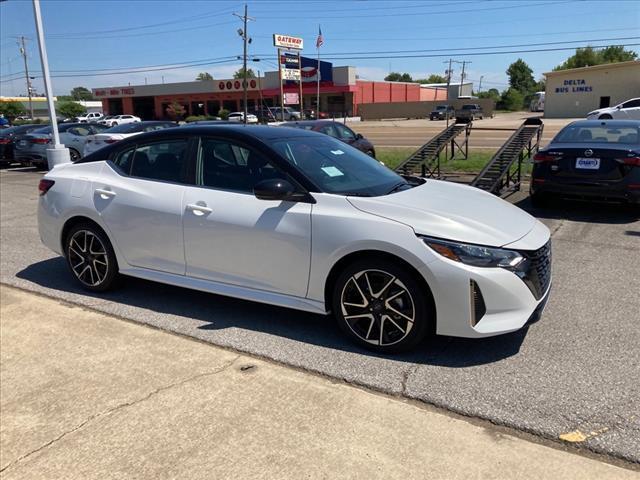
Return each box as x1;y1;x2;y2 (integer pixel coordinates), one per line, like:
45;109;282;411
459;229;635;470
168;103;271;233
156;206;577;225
120;267;328;315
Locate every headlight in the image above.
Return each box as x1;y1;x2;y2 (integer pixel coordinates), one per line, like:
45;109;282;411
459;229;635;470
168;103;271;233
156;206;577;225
421;236;525;268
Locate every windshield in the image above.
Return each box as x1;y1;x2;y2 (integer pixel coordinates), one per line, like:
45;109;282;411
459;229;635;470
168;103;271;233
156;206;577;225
554;125;639;145
270;135;405;196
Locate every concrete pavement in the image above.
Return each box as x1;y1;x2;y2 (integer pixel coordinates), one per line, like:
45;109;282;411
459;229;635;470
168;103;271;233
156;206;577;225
1;168;639;464
1;286;637;479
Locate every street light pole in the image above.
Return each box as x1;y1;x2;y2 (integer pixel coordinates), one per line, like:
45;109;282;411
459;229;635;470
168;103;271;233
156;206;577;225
234;4;253;125
32;0;70;168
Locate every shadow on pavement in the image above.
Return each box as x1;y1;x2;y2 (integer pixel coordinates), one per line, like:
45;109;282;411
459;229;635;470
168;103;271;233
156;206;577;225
515;196;640;224
16;257;528;367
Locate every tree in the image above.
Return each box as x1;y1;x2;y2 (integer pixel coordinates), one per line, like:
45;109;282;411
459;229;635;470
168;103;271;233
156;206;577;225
499;88;525;111
384;72;413;82
233;67;256;79
57;101;87;118
196;72;213;81
415;74;447;84
70;86;94;101
553;46;637;70
0;101;26;119
477;88;500;104
506;59;535;94
165;102;186;120
599;45;637;63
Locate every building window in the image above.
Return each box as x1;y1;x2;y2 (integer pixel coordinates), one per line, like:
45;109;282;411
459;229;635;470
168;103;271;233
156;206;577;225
206;100;221;116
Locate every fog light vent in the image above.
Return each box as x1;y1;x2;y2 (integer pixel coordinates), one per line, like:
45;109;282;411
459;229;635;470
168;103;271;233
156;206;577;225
470;280;486;327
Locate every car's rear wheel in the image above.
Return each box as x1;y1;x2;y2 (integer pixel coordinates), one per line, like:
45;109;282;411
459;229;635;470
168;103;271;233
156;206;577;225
530;191;550;208
332;259;433;353
65;223;119;292
69;148;80;162
599;114;612;120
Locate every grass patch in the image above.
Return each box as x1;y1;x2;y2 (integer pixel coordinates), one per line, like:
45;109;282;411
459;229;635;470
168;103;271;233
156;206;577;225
377;148;533;175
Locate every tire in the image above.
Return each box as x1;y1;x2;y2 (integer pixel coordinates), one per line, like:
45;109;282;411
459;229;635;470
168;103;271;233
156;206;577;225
599;114;612;120
332;258;433;353
112;122;118;126
69;148;81;162
530;191;550;208
366;150;375;158
64;223;119;292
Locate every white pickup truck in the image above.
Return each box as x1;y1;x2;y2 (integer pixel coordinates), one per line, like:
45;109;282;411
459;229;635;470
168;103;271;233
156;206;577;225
76;112;103;123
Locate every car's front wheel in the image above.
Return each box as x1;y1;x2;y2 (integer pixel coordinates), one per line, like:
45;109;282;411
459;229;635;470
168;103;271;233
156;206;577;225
599;114;613;120
69;148;81;162
65;223;119;292
332;259;433;353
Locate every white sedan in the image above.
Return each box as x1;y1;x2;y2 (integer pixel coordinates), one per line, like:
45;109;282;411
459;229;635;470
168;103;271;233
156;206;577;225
37;125;551;353
227;112;258;123
587;98;640;120
83;121;176;156
98;114;141;127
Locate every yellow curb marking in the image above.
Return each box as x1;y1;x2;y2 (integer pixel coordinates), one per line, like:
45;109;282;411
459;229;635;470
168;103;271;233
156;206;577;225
559;427;609;443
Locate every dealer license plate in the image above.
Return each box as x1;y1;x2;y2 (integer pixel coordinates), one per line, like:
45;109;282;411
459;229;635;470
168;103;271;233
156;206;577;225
576;157;600;169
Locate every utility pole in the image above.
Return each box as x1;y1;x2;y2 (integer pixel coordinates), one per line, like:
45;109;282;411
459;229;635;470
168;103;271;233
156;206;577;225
234;5;254;125
19;36;34;119
459;60;470;93
478;75;484;93
444;58;453;101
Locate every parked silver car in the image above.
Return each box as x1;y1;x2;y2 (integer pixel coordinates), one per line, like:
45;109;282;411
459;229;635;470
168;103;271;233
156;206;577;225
13;123;109;167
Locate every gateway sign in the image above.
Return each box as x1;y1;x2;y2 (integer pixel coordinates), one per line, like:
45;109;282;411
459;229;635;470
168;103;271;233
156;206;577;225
273;34;303;50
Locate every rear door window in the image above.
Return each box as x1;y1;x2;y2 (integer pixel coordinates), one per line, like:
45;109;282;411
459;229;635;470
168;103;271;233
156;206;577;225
111;139;189;182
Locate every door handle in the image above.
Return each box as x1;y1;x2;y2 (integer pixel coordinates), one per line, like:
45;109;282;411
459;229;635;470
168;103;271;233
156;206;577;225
186;203;213;215
95;188;116;199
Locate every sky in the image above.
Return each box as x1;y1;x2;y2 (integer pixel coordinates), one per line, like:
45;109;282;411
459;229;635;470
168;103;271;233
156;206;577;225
0;0;639;96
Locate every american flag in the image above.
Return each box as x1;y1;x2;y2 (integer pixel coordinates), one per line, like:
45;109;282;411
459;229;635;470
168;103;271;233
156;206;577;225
316;26;324;49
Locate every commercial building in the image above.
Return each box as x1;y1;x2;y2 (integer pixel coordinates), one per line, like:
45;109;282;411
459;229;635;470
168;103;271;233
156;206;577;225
419;82;472;101
543;60;640;118
0;97;103;119
92;60;443;119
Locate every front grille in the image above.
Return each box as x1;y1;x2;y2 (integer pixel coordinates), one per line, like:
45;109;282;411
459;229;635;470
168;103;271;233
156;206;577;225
520;241;552;300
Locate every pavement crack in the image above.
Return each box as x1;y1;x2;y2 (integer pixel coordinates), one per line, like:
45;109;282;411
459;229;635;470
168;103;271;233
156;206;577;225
0;354;241;474
401;364;420;395
549;218;566;237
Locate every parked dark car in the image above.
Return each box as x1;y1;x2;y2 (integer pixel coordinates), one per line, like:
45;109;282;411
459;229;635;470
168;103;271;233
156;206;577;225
252;107;278;123
281;120;376;157
456;104;484;120
0;124;43;166
531;119;640;206
303;109;329;120
429;105;455;121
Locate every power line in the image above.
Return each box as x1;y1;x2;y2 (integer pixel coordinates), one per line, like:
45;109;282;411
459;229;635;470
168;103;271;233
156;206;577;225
255;0;575;19
250;36;640;59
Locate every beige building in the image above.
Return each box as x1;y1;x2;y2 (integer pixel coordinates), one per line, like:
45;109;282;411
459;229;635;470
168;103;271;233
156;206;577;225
543;60;640;118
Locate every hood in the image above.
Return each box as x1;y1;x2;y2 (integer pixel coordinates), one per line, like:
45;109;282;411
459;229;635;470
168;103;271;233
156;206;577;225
347;180;537;247
587;107;608;116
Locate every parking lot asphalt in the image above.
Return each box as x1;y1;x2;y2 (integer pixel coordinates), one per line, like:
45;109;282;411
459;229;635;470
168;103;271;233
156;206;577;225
1;166;639;464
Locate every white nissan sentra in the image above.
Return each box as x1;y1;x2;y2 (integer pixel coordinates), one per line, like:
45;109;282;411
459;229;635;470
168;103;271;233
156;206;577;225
38;125;551;353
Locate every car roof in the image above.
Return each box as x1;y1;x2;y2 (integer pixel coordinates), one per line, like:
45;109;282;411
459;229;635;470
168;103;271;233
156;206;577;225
564;119;640;128
281;120;339;127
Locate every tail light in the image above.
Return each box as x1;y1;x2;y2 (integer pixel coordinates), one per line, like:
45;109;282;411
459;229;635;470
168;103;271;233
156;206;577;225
31;138;51;144
0;138;10;145
533;153;557;163
38;179;55;196
616;156;640;167
104;138;119;144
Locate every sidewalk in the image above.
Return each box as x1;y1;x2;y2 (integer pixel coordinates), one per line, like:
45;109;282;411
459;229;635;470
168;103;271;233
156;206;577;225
1;285;637;480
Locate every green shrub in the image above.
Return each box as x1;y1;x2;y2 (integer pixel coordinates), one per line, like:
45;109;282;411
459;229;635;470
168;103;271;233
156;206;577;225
57;101;87;119
0;101;26;119
499;88;525;111
218;109;230;120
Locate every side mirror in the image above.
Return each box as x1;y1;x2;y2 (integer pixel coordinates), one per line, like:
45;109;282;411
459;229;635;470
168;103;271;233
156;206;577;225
616;105;622;110
355;133;363;140
254;179;296;201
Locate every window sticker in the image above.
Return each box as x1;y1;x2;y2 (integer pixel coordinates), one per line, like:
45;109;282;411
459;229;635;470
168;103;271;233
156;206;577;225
321;166;344;177
330;149;345;155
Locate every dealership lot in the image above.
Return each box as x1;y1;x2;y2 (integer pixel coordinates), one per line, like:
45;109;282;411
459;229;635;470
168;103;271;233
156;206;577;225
1;167;639;463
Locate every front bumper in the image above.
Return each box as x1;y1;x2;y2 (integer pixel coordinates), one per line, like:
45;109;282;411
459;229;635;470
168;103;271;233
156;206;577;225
417;224;552;338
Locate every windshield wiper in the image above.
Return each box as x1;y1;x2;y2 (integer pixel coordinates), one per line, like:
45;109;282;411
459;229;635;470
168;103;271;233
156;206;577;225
385;181;410;195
